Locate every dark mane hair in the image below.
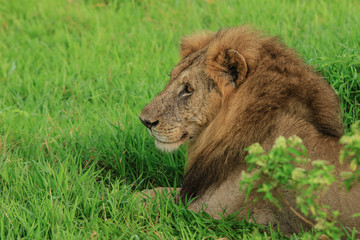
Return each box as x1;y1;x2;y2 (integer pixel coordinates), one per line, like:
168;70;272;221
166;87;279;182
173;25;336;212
179;27;343;200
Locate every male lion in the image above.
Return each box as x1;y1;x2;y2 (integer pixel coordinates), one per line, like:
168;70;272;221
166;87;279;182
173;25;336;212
139;26;360;235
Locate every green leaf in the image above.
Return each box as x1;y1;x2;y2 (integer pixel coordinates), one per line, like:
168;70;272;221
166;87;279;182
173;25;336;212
291;167;306;181
350;160;358;171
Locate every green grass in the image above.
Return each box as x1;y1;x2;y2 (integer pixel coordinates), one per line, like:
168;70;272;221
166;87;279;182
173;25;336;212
0;0;359;239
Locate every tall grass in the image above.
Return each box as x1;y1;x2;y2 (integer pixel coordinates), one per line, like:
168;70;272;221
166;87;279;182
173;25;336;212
0;0;359;238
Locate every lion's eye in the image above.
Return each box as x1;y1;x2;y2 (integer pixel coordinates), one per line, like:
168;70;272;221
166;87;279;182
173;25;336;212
185;85;193;94
180;84;194;97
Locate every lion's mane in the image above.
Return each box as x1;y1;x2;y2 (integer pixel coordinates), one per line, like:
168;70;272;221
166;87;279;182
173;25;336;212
179;27;343;200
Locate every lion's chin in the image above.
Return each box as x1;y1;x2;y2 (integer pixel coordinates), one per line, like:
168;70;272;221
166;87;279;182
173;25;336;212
154;140;181;152
153;132;189;152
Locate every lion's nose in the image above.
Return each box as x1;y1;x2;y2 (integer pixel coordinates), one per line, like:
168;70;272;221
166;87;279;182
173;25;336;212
139;117;159;129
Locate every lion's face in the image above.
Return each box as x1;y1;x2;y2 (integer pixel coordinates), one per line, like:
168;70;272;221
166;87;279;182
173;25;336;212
139;53;222;152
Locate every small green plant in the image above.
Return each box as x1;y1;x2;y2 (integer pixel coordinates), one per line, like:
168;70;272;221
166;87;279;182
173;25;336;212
340;123;360;190
240;136;343;239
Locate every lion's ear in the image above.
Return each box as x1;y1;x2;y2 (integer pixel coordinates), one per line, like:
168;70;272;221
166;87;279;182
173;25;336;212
180;32;214;59
206;49;248;91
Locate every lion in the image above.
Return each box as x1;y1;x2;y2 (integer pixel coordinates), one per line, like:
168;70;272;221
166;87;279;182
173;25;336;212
139;26;360;235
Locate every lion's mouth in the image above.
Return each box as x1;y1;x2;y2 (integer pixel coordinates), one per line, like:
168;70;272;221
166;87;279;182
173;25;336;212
154;132;189;144
180;132;189;140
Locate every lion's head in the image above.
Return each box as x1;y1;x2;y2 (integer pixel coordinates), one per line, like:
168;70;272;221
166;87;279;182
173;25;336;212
139;48;222;152
140;26;343;198
139;28;261;152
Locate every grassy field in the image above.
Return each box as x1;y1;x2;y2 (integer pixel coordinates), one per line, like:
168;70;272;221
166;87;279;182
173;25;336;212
0;0;359;239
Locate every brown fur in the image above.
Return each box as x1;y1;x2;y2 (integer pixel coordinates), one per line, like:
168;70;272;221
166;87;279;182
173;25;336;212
181;27;342;199
139;26;359;235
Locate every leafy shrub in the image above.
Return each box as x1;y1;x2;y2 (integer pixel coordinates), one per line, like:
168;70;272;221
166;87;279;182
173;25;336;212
340;123;360;190
240;136;344;239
